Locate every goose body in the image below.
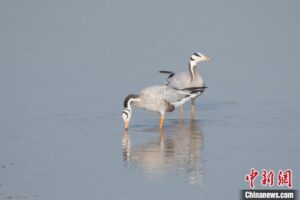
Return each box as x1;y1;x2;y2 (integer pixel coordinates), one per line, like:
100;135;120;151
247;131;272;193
122;85;202;129
160;52;210;113
166;70;204;89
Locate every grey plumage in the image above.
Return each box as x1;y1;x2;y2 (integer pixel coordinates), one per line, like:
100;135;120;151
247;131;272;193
125;85;198;114
122;52;210;129
160;52;209;91
122;85;200;129
166;71;205;89
159;52;210;112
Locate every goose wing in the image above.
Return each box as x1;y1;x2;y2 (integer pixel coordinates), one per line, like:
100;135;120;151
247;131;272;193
163;86;201;108
161;71;193;89
160;69;205;89
138;85;202;112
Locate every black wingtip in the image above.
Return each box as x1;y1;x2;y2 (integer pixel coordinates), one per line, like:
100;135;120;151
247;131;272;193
159;71;175;80
159;70;174;74
182;86;207;91
171;86;207;94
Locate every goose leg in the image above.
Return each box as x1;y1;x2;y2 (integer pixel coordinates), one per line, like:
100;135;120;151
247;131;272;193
179;105;185;120
159;115;165;129
159;129;165;149
191;97;196;115
180;105;184;113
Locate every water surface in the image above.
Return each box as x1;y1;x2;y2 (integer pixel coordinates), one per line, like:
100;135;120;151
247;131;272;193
0;0;299;199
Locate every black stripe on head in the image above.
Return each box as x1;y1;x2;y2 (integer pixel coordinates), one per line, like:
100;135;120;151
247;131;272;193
122;111;128;117
193;52;202;57
123;94;139;108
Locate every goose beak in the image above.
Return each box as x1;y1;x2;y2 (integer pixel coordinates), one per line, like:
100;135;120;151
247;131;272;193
124;120;129;130
204;56;211;61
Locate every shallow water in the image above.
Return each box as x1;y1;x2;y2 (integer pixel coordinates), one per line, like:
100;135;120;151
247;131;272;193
1;1;300;200
122;118;204;184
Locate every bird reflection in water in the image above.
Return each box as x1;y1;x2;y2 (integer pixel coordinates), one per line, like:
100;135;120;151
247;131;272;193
122;116;204;184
